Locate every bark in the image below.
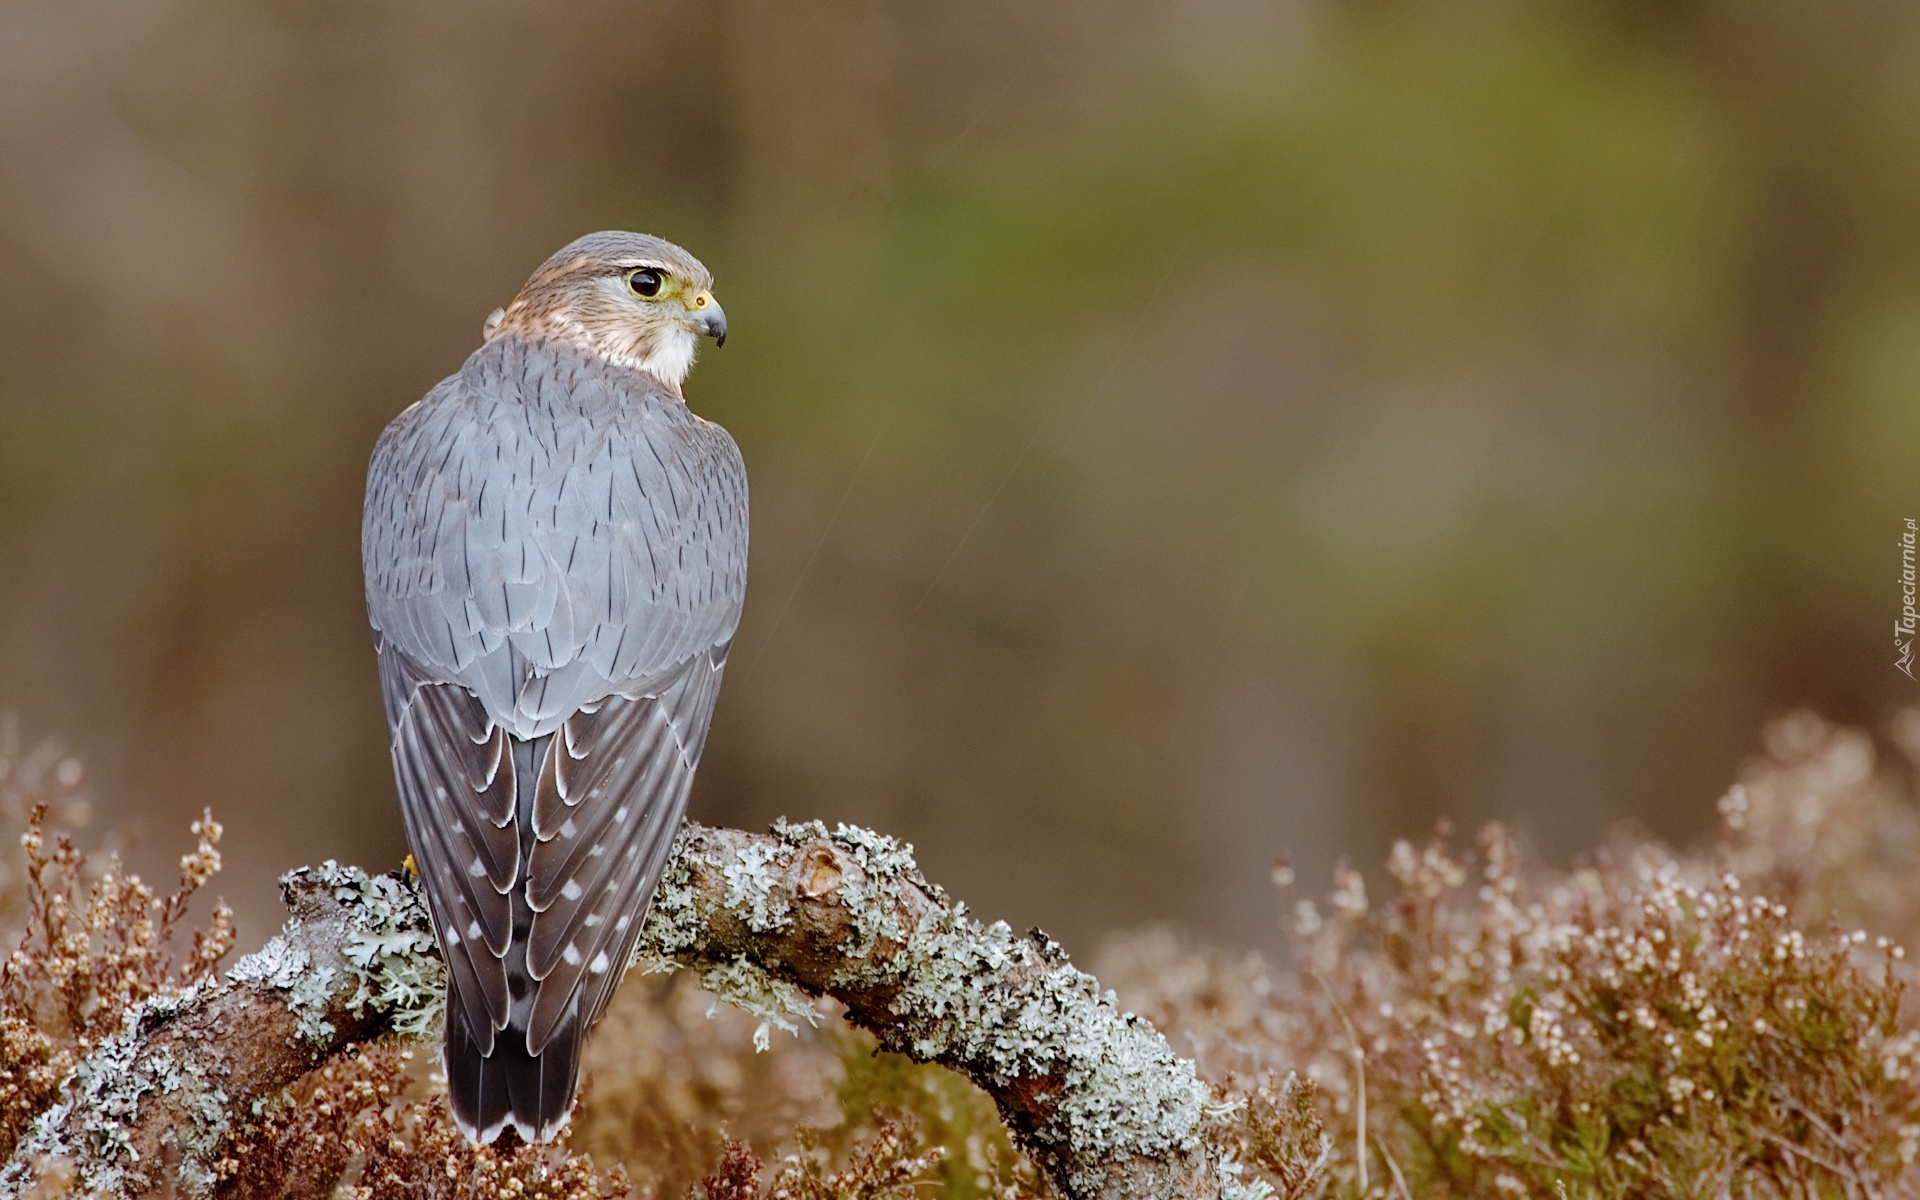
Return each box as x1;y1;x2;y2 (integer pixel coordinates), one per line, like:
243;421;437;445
0;821;1264;1200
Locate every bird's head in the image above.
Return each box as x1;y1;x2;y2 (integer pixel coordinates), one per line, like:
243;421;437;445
484;231;727;395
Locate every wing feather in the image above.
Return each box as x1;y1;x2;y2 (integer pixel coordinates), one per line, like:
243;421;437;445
527;772;689;1052
525;698;677;905
405;724;517;895
393;758;510;1045
382;644;516;1041
392;704;516;949
520;651;725;1047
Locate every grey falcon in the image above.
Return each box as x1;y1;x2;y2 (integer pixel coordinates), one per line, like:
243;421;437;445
362;231;744;1144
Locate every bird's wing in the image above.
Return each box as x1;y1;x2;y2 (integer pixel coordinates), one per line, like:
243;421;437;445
363;336;749;738
378;643;517;1052
521;642;729;1051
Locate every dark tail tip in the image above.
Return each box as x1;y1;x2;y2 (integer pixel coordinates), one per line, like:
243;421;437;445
447;1009;582;1145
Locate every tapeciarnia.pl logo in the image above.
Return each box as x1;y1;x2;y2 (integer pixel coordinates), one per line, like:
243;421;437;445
1901;518;1917;679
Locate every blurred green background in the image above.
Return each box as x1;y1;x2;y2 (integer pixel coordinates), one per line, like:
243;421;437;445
1;0;1915;954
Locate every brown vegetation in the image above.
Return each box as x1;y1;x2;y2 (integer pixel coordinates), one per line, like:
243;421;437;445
5;710;1920;1198
0;721;233;1163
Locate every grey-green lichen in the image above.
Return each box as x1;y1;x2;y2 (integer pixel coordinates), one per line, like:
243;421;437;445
634;826;703;965
230;861;444;1042
640;829;820;1049
722;839;793;933
0;984;222;1198
636;821;1218;1197
696;956;821;1052
1216;1156;1274;1200
333;869;445;1037
5;829;1227;1199
229;938;338;1043
0;863;443;1199
775;818;917;959
881;903;1208;1195
812;823;1206;1189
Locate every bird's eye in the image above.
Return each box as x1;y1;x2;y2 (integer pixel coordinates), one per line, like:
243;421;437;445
628;268;664;298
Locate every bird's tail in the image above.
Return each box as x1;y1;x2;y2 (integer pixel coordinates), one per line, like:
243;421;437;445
444;733;583;1144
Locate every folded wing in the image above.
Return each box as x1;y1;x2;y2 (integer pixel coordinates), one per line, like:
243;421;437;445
523;642;730;1052
380;643;516;1051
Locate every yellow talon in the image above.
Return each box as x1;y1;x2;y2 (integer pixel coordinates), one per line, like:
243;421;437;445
402;854;417;877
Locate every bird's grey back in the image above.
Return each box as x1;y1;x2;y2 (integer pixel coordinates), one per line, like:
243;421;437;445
363;335;747;737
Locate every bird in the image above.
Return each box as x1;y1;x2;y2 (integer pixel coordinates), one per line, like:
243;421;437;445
362;231;745;1144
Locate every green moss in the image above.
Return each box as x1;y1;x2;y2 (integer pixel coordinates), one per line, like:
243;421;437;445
835;1038;1024;1200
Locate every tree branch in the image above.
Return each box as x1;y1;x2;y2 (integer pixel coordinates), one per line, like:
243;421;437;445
0;821;1269;1199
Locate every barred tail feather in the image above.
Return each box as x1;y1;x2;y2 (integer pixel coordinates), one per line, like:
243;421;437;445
443;732;585;1144
445;1000;511;1142
445;999;582;1144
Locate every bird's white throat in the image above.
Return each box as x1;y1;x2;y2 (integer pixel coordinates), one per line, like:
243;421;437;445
613;326;697;393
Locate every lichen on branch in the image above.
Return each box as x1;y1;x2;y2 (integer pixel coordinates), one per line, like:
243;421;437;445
1;822;1288;1200
0;862;442;1198
638;819;1261;1198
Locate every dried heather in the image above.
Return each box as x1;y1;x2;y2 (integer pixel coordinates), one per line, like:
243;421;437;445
0;795;233;1160
570;976;1045;1200
1720;709;1920;942
220;1039;633;1200
684;1119;973;1200
567;971;844;1198
13;709;1920;1199
830;1039;1049;1199
695;1140;764;1200
1104;710;1920;1199
0;717;93;940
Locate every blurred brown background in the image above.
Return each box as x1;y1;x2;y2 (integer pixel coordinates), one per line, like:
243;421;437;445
1;0;1915;956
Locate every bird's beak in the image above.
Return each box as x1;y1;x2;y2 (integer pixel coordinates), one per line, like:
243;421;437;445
689;291;727;347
